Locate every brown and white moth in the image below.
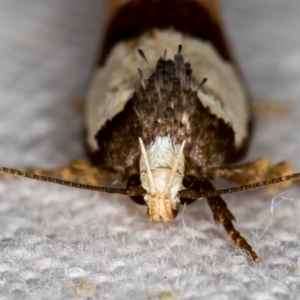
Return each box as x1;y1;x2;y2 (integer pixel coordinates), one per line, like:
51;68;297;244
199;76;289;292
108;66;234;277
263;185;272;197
2;0;300;262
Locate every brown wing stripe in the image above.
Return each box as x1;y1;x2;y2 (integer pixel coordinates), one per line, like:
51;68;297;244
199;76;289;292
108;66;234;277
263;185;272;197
100;0;233;64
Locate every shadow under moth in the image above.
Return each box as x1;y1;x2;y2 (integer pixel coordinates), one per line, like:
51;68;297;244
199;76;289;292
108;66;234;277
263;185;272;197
2;0;300;262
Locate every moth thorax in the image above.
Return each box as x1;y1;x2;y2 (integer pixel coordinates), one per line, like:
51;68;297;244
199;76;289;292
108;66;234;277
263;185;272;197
139;135;185;222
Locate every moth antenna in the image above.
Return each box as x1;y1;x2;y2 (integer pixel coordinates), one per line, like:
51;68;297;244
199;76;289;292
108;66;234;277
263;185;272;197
0;166;146;197
178;172;300;199
165;141;186;197
137;49;149;67
138;137;156;195
138;68;146;90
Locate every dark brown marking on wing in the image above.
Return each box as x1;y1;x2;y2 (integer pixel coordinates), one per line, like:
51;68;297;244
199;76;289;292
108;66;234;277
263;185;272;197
100;0;233;64
91;99;142;182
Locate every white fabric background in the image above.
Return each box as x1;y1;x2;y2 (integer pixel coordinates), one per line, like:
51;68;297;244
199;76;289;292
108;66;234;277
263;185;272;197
0;1;300;299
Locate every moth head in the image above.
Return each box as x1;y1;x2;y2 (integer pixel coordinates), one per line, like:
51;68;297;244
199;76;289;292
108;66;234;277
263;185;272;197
137;136;185;221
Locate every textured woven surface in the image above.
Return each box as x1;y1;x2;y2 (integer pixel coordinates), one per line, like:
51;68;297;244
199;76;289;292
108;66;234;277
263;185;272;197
1;1;300;299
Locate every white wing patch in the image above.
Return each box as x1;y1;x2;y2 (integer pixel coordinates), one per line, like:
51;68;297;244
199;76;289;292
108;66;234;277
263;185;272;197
86;29;249;151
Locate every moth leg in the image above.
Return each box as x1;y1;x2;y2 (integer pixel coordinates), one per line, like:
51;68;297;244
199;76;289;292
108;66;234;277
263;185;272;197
210;157;293;194
202;180;259;261
265;161;294;194
0;159;122;187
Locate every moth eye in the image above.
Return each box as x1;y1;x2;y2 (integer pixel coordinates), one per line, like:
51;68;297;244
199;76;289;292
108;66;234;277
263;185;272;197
180;175;200;206
127;174;146;206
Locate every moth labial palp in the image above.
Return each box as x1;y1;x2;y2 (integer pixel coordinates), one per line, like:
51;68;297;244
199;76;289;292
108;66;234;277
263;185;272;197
139;136;186;221
1;0;300;262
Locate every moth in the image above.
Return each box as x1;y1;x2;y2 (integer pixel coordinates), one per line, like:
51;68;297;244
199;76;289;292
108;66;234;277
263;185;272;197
2;0;300;262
